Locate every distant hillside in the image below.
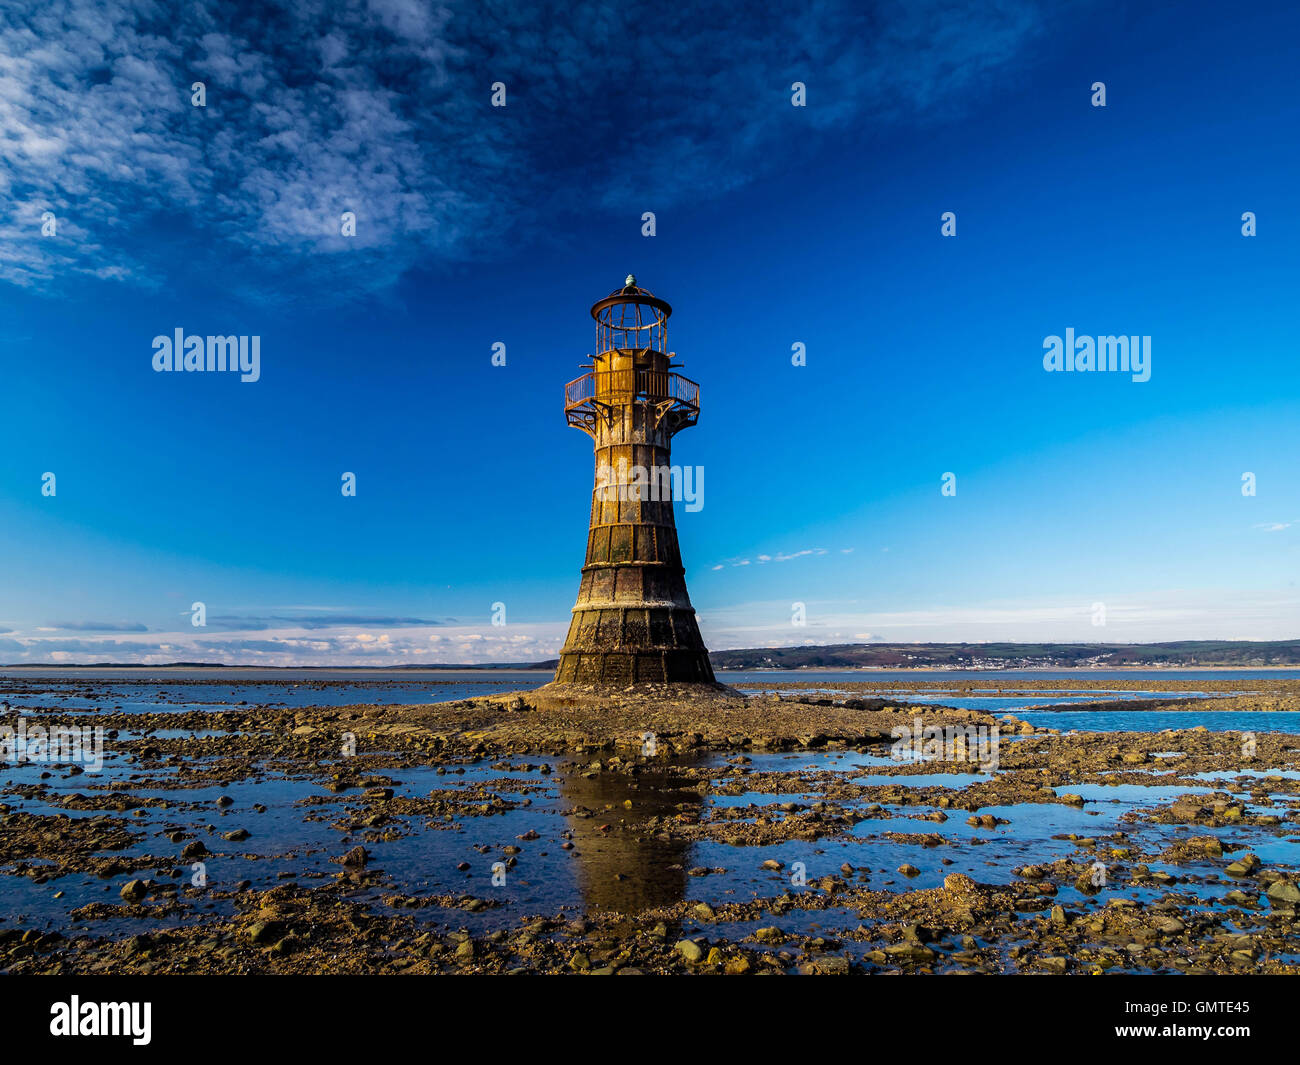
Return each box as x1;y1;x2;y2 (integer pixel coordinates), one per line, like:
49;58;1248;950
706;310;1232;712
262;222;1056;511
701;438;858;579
3;661;556;671
10;642;1299;671
707;641;1300;670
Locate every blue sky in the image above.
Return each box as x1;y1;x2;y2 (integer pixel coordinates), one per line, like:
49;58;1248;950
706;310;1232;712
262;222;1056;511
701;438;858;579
2;0;1298;664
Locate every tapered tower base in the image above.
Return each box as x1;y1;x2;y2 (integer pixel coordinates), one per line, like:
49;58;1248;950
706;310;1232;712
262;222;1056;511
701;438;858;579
554;651;715;685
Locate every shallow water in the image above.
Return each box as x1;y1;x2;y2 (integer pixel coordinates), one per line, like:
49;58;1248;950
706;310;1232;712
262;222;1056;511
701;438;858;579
0;670;1233;729
3;671;1298;966
0;672;553;714
743;690;1221;713
1017;710;1300;733
5;734;1297;943
1;665;1291;714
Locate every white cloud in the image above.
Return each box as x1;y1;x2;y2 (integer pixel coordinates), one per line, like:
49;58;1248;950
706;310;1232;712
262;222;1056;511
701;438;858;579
4;583;1299;664
714;546;834;568
1;620;568;666
696;589;1300;647
0;0;1049;299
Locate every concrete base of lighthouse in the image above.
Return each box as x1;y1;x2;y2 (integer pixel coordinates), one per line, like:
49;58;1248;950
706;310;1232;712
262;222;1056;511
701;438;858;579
526;678;747;713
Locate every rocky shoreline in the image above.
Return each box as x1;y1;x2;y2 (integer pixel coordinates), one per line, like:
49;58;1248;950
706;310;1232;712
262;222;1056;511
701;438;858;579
3;679;1299;974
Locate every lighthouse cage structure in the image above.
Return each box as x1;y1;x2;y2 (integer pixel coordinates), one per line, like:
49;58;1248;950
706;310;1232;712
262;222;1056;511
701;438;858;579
554;276;716;686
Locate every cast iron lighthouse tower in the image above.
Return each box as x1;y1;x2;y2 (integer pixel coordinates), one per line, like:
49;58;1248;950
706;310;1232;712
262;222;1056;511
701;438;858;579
554;276;715;685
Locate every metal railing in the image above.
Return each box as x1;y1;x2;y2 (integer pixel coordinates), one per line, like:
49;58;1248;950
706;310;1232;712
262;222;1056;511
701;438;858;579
565;373;596;407
564;371;699;413
668;374;699;407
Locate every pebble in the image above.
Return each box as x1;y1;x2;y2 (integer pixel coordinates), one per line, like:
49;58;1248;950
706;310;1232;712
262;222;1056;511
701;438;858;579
675;939;704;963
119;879;150;903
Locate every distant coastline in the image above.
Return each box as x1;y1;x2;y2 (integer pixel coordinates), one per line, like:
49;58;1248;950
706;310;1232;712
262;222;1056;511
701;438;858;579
5;640;1300;671
707;640;1300;671
0;663;554;671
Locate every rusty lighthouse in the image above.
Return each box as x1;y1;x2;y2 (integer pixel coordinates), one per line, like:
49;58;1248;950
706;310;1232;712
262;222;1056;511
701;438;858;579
554;276;715;686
